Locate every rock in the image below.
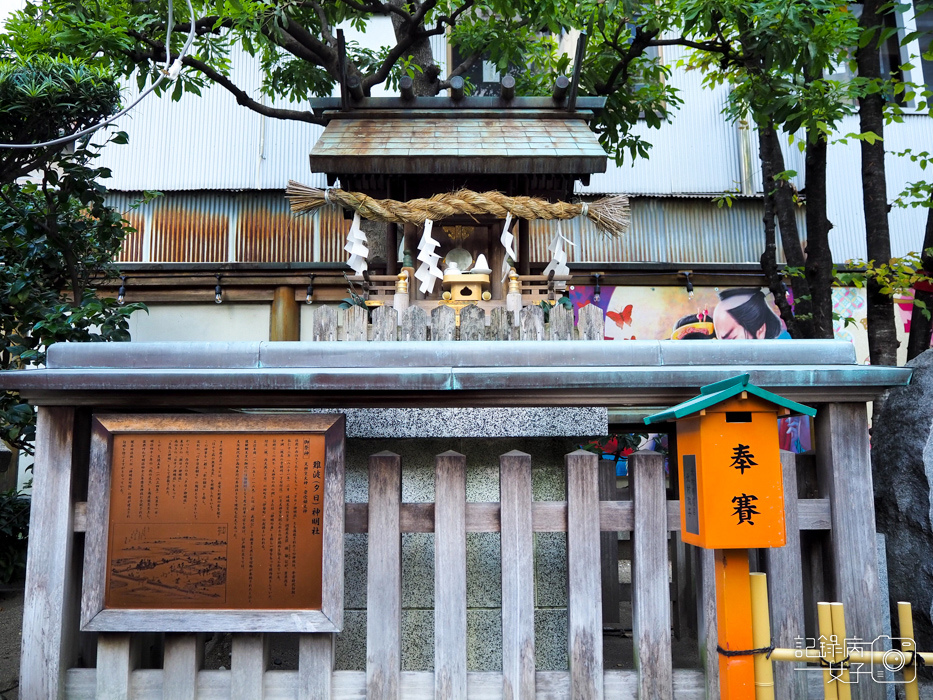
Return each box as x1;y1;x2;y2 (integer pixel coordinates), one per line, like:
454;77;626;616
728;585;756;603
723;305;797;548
872;348;933;651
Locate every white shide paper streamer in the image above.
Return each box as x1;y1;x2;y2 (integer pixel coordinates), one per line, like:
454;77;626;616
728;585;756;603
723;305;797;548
541;221;573;284
343;212;369;275
414;219;444;294
500;212;518;282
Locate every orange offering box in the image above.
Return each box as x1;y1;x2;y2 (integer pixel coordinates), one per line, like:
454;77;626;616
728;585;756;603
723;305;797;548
646;374;816;549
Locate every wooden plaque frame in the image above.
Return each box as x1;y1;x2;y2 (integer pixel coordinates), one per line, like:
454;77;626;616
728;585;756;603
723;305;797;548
80;413;345;633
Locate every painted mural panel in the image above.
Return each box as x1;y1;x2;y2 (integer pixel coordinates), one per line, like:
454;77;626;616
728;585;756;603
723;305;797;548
568;285;790;341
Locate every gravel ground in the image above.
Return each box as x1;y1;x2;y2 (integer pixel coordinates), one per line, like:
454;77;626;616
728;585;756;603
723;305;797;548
0;589;22;700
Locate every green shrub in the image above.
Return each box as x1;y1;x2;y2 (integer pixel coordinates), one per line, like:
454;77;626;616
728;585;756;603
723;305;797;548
0;489;30;585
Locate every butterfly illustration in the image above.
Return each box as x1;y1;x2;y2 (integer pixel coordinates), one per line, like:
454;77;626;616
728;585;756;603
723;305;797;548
607;304;633;329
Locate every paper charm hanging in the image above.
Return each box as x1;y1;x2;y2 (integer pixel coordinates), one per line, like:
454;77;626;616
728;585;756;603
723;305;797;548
541;221;573;284
500;212;518;282
343;212;369;275
414;219;444;294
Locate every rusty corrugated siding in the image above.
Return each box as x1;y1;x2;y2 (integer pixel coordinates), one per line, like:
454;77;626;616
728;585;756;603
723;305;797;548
150;196;229;263
237;196;314;262
319;207;351;263
114;211;145;263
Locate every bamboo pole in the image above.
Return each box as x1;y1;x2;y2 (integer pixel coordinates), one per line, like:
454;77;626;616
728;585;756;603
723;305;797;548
817;603;839;700
749;573;775;700
829;603;852;700
897;602;920;700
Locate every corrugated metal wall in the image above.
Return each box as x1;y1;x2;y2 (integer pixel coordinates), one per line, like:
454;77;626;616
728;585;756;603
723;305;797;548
149;194;230;263
530;198;804;264
237;194;314;262
113;211;145;263
106;192;352;263
825;114;933;261
94;48;325;192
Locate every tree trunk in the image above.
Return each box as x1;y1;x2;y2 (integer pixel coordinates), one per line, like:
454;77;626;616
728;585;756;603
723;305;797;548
759;126;817;337
857;0;898;365
758;126;804;336
906;197;933;360
389;3;441;95
804;131;836;338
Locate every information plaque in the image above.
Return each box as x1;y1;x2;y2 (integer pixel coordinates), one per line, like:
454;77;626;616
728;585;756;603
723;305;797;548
81;413;345;633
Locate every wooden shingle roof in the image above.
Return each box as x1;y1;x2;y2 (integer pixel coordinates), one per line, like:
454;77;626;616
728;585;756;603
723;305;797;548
309;111;608;176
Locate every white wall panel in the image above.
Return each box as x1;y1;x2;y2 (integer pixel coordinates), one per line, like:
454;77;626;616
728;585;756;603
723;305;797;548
128;303;271;342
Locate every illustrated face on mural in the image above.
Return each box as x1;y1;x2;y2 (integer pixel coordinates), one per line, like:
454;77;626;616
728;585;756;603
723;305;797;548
713;288;784;339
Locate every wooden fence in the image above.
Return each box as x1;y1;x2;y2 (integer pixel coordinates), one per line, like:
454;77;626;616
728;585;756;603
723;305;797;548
35;419;881;699
312;303;605;342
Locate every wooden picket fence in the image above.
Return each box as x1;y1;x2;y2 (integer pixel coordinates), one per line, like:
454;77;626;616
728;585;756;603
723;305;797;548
49;442;865;699
311;303;605;342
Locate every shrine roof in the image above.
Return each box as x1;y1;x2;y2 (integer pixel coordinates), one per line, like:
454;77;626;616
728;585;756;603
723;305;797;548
308;100;609;176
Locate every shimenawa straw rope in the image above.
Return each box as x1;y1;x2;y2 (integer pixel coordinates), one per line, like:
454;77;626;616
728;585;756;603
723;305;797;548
285;181;630;237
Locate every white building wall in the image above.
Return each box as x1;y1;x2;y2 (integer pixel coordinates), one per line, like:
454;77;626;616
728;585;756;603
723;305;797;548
127;304;271;342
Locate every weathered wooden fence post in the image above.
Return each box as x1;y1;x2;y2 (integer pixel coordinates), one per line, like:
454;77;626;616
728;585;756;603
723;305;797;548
459;304;486;341
630;450;673;699
367;452;402;698
431;305;456;341
566;449;603;699
312;305;337;342
20;406;77;700
577;304;604;340
549;303;573;340
371;305;399;341
400;306;428;341
697;548;720;699
345;305;368;341
815;402;884;700
435;451;467;698
500;451;535;700
489;307;514;341
763;450;808;699
519;305;545;341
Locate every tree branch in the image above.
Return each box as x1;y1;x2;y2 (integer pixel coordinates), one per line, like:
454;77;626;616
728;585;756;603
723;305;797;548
335;0;412;22
597;26;659;95
180;54;326;124
307;0;336;49
121;36;326;125
361;0;440;91
442;51;481;84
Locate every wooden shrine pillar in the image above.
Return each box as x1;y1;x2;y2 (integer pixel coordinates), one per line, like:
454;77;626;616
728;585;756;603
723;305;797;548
271;286;300;341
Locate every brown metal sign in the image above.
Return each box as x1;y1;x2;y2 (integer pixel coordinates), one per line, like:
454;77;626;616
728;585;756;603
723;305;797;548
105;432;325;610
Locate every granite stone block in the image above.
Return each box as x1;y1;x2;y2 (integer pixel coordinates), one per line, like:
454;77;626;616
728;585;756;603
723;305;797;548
306;407;607;438
466;532;501;608
401;609;435;671
344;533;367;609
467;609;503;671
335;610;366;670
535;532;568;607
535;608;569;670
402;532;434;608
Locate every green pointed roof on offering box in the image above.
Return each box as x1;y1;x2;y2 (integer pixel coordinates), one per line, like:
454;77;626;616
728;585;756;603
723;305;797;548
644;374;817;424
